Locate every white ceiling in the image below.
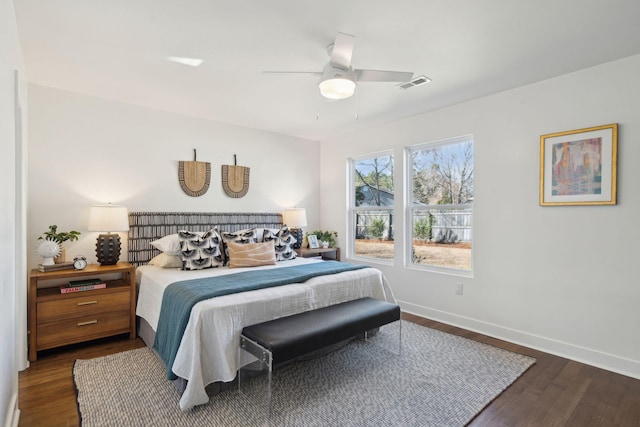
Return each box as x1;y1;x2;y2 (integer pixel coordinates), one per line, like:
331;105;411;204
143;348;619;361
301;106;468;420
14;0;640;141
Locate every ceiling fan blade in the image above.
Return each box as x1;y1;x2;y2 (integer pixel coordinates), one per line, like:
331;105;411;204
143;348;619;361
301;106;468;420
330;32;355;69
354;69;414;82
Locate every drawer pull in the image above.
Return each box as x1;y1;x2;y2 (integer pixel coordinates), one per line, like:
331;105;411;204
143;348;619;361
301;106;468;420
77;301;98;306
77;320;98;327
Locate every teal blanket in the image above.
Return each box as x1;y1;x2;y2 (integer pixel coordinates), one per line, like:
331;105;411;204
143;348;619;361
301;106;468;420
153;261;369;379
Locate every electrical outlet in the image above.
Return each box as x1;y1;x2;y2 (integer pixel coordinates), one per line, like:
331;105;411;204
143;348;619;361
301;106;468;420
455;283;464;296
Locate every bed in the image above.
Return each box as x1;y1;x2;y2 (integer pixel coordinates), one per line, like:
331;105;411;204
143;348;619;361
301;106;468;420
129;212;395;410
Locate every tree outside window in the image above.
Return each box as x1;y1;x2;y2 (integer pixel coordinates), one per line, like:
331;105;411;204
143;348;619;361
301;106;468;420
350;153;395;261
408;136;473;272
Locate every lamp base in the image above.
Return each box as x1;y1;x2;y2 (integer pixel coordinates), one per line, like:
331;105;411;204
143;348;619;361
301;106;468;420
95;234;121;265
291;228;303;249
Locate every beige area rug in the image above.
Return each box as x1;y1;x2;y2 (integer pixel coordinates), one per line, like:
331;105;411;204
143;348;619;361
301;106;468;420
74;321;535;426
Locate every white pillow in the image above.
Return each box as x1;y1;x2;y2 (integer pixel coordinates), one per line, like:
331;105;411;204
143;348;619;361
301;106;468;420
148;253;183;268
150;233;182;256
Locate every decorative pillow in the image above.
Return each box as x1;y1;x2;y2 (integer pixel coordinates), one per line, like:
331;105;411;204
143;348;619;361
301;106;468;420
179;228;224;270
148;253;183;268
221;228;259;264
263;225;297;261
227;241;276;268
150;233;182;256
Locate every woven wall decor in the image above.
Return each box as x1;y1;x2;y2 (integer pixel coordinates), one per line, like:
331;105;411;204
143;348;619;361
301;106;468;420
222;155;250;198
178;150;211;197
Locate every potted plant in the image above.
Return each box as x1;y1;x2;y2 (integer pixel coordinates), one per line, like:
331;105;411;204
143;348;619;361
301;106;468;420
38;225;81;263
308;230;338;248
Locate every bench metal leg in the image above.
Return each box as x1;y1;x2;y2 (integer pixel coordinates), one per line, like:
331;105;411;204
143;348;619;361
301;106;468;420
362;319;402;355
238;335;274;415
396;319;402;355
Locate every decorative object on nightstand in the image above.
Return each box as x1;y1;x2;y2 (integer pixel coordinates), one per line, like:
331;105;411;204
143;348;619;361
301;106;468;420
282;207;307;249
88;203;130;265
38;262;74;273
307;230;338;248
307;234;319;249
36;239;61;266
38;224;81;263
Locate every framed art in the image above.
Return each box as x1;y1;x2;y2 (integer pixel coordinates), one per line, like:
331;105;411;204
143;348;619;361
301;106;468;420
540;123;618;206
307;234;319;249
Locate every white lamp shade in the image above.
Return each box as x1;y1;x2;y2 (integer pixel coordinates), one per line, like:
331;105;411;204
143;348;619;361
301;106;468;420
282;208;307;228
88;204;129;232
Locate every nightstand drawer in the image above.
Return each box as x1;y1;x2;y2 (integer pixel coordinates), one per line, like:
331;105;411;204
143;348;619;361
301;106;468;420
37;290;130;323
36;310;131;350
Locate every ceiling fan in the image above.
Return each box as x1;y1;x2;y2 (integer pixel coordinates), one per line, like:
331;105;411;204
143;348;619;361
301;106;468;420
264;32;414;100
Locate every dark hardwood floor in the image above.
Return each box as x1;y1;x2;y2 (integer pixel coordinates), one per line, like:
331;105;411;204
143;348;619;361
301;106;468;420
18;335;146;427
18;314;640;426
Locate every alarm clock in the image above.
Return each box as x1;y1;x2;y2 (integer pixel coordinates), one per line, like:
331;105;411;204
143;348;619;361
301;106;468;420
73;255;87;270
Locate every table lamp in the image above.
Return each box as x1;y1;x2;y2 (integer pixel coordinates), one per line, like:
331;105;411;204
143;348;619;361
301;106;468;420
282;208;307;249
88;204;129;265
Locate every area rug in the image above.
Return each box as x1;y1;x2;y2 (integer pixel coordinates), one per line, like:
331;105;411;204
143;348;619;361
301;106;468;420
73;321;535;427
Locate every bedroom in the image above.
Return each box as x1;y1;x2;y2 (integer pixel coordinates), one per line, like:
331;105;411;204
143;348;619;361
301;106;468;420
2;0;640;426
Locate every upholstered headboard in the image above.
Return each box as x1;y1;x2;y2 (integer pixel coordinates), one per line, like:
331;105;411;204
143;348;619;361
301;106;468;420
127;212;283;267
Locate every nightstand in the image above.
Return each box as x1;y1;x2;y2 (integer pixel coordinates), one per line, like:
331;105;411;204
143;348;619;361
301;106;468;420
28;262;136;361
296;247;341;261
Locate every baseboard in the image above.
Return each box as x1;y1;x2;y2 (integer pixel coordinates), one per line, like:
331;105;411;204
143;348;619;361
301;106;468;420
399;300;640;380
4;391;20;427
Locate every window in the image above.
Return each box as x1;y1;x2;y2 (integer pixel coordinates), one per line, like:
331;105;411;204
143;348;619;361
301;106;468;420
349;152;395;261
407;136;473;272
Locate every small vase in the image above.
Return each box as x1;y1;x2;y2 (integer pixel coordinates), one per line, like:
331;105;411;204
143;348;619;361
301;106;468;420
54;246;66;264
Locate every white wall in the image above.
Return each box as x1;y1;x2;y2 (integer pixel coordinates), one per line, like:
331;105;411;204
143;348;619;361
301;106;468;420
27;85;320;268
2;1;26;426
321;54;640;378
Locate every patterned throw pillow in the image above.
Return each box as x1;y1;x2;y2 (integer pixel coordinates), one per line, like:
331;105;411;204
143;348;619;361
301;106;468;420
221;228;258;265
263;225;297;261
179;228;224;270
226;241;276;268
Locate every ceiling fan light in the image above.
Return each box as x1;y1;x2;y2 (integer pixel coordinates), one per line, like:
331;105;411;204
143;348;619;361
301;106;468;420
319;66;356;99
319;78;356;99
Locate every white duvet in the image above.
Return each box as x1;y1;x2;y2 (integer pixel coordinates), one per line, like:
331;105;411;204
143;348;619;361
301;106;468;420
136;258;395;410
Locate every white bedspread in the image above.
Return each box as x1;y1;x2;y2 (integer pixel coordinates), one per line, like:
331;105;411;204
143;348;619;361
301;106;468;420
136;258;395;410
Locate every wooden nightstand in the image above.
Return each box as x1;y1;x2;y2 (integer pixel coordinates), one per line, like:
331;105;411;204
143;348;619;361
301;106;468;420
28;262;136;361
296;247;341;261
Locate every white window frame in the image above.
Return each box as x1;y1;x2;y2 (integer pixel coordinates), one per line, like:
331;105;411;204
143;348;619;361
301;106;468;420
405;135;474;276
347;150;395;265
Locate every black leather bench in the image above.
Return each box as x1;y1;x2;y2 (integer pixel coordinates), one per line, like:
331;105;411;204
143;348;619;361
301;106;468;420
238;297;401;410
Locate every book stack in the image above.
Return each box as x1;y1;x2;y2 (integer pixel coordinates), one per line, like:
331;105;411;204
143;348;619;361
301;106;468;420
38;262;74;272
60;278;107;294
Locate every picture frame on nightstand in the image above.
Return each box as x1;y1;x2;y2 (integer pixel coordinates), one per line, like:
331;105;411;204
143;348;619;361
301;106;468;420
307;234;319;249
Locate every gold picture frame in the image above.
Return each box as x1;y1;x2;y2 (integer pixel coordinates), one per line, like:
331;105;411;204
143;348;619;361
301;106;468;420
540;123;618;206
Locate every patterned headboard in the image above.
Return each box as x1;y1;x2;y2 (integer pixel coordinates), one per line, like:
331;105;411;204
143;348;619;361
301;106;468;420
127;212;283;267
